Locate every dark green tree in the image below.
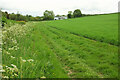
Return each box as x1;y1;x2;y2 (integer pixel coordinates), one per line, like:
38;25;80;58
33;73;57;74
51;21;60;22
73;9;82;18
67;11;72;18
43;10;54;20
5;11;9;19
9;13;16;20
56;15;61;17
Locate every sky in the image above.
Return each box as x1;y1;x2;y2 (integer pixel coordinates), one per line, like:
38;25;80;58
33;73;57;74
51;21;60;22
0;0;119;17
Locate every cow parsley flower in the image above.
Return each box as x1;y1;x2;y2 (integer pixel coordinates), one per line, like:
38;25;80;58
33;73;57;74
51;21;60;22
41;76;46;78
11;56;15;59
3;76;9;78
0;69;5;72
6;51;10;55
27;59;34;62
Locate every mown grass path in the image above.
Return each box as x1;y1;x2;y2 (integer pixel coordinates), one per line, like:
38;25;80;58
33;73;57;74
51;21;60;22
34;22;118;78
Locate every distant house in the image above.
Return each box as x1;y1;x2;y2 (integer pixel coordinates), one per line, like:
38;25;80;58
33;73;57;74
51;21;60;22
54;17;59;20
54;16;67;20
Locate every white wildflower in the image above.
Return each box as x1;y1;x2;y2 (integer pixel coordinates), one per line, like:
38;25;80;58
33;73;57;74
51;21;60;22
8;67;14;71
0;48;2;52
14;73;18;76
20;57;22;60
0;42;3;45
41;76;46;78
2;31;7;34
27;59;34;62
14;46;19;50
0;65;3;69
9;47;14;50
11;64;17;68
13;40;17;44
11;56;15;59
3;76;9;78
20;57;26;62
22;59;26;63
4;42;6;44
11;64;18;72
15;48;17;51
6;51;10;55
5;66;8;68
0;69;5;72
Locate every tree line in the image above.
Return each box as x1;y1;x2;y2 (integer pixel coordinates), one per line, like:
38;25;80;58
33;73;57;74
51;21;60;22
2;11;43;21
67;9;82;18
2;9;84;21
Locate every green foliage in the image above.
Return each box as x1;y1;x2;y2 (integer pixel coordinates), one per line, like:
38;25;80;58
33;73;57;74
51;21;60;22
43;10;55;20
68;11;72;14
2;17;7;23
67;11;72;18
5;11;9;19
2;12;7;18
9;13;16;20
2;17;7;27
1;16;27;28
56;15;61;17
73;9;82;18
2;11;43;21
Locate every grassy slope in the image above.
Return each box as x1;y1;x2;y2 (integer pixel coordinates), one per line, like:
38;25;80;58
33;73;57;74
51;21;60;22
36;22;118;78
47;13;118;45
2;14;118;78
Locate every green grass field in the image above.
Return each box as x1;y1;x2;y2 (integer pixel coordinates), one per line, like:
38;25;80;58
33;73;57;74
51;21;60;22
2;14;118;78
47;13;118;46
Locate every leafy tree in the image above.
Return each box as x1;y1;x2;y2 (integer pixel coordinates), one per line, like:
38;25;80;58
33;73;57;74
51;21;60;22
68;11;72;14
73;9;82;18
43;10;54;20
9;13;16;20
35;16;43;21
26;15;34;21
28;15;32;17
56;15;66;17
25;15;30;21
5;11;9;19
67;11;72;18
56;15;61;17
62;15;66;17
2;12;7;18
16;13;21;21
1;11;43;21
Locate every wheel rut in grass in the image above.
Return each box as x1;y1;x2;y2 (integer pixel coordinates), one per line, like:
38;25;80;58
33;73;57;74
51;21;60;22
34;22;118;78
37;23;106;78
39;30;74;78
47;25;118;46
36;23;69;78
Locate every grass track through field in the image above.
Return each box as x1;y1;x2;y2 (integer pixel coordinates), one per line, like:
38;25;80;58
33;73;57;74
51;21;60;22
37;23;102;78
36;23;102;78
34;22;118;78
